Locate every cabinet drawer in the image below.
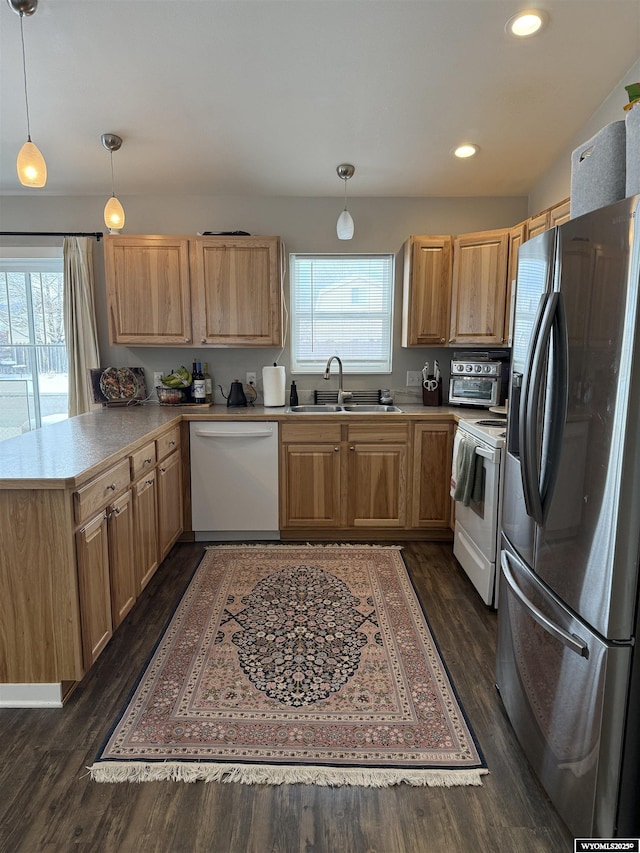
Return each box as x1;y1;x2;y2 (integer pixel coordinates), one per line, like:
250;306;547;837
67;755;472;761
156;426;180;460
347;423;409;443
281;423;342;443
130;441;157;480
74;458;130;525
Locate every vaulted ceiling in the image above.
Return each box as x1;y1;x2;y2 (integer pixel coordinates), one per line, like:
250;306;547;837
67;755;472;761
1;0;639;199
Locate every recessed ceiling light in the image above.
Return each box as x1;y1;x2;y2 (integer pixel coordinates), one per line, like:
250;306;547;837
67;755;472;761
453;144;479;159
506;9;548;38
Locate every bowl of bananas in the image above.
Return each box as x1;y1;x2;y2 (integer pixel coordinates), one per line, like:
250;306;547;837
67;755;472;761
156;366;192;404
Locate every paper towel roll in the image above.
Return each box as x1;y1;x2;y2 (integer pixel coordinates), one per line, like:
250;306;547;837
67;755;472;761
262;365;286;407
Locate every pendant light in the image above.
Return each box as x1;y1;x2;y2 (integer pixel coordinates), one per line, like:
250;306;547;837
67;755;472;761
8;0;47;188
336;163;355;240
101;133;125;234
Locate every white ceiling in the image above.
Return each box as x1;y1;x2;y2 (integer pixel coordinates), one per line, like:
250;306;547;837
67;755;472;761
1;0;639;200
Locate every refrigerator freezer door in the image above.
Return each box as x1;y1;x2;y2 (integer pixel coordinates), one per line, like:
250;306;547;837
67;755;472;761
502;229;556;565
534;196;640;639
496;543;631;838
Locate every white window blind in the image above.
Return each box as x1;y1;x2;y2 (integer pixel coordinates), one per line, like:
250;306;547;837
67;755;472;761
290;254;394;374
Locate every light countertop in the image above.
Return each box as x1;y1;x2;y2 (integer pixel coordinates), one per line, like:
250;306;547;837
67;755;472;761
0;402;487;489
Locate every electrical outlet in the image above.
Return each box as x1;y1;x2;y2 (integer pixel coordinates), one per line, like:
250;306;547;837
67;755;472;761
153;371;163;388
406;370;422;387
246;371;257;386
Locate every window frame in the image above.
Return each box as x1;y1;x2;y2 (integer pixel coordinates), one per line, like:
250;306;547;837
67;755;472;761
289;252;395;375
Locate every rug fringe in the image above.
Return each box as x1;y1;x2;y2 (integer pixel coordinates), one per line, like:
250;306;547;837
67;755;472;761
88;761;487;787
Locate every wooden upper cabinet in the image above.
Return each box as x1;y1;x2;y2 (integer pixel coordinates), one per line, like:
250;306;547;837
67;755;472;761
401;236;452;346
105;235;193;345
449;229;509;346
191;236;282;347
548;198;570;227
526;212;549;240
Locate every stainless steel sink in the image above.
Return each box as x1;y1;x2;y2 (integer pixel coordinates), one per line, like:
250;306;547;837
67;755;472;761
287;403;402;414
288;404;344;413
342;404;403;413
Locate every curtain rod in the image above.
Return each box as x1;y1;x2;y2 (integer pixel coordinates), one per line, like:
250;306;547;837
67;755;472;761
0;231;103;241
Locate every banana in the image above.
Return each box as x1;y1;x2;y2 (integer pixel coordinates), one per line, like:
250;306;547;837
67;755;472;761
161;366;192;388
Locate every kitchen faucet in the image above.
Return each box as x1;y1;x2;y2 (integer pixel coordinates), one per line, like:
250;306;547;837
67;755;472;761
324;355;352;405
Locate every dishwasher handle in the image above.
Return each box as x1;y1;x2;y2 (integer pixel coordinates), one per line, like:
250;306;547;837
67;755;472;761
193;428;275;438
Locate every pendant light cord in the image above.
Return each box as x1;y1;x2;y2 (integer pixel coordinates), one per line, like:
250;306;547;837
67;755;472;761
343;177;348;212
109;151;116;198
19;13;32;141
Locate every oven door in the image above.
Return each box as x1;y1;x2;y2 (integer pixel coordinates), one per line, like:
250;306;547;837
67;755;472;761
448;376;500;407
453;436;501;605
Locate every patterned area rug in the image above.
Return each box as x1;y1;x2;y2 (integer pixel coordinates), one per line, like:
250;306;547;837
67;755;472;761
90;544;487;786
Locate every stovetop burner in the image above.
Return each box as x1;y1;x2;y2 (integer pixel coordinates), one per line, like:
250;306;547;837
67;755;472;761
474;419;506;426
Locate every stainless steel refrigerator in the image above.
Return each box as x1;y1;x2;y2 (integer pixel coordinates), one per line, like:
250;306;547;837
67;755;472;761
496;195;640;838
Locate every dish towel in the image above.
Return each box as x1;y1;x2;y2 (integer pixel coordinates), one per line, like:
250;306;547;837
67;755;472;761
450;434;485;507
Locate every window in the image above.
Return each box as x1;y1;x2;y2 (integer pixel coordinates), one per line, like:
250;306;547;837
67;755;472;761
0;253;67;440
290;254;394;374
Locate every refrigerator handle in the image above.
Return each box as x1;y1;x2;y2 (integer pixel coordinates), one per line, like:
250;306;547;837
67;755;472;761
519;292;554;524
540;292;569;521
500;550;589;658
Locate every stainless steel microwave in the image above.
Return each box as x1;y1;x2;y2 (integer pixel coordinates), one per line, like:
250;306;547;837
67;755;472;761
448;357;508;407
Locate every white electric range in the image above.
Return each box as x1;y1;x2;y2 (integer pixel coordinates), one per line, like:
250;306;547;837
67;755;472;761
452;415;506;607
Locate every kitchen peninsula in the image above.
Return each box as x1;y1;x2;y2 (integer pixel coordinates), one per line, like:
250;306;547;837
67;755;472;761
0;403;483;706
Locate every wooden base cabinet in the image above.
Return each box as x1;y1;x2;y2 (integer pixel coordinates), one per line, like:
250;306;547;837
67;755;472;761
280;424;342;528
280;422;410;531
346;425;409;528
411;422;454;529
157;449;183;561
133;471;159;593
75;489;136;669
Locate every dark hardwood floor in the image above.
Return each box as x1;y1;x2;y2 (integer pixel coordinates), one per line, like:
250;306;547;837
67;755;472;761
0;542;574;853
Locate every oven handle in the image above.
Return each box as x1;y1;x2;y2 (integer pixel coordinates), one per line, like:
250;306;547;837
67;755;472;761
475;446;499;463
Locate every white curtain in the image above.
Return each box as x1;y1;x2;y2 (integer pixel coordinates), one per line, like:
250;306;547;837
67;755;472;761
63;237;100;417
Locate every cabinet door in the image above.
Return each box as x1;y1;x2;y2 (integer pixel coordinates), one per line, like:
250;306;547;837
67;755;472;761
133;471;159;593
548;198;570;227
280;443;342;528
401;236;452;345
505;222;526;346
75;512;113;668
104;235;192;345
157;450;183;561
526;211;550;239
450;229;509;345
411;422;454;528
191;236;282;346
347;442;408;528
107;489;136;629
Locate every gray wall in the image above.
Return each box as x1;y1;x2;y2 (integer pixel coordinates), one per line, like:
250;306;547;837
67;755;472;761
0;193;527;403
528;57;640;215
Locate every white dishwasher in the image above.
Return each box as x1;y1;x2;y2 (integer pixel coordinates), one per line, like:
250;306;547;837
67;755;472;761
190;421;279;541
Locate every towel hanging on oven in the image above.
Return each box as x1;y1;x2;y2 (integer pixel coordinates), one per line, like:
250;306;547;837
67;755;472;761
450;433;485;506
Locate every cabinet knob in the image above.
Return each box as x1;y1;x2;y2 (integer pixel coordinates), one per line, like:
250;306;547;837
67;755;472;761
113;505;121;515
185;337;191;343
145;457;152;464
349;445;355;451
334;447;339;452
440;337;445;343
201;337;207;344
108;483;116;491
145;478;154;485
159;467;166;473
169;439;176;447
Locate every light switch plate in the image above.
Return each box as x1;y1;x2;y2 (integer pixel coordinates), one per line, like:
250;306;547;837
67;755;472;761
406;371;422;386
